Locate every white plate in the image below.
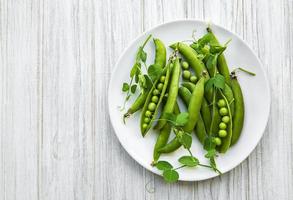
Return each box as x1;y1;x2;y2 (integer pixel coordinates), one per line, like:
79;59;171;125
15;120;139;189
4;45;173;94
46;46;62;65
108;20;270;181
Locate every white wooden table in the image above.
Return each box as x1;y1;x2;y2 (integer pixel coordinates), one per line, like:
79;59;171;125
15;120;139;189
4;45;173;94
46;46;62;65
0;0;292;199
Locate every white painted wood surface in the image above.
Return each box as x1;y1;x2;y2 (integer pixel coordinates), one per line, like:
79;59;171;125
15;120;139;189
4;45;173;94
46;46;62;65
0;0;292;199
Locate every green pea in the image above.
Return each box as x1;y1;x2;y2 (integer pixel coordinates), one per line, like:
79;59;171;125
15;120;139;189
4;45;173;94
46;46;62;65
182;61;189;69
148;102;156;111
144;117;150;123
153;89;160;96
214;137;222;146
142;123;148;129
157;83;164;91
218;130;227;137
222;116;230;123
190;75;197;83
219;107;228;116
219;122;227;130
151;96;159;103
217;99;226;107
145;110;152;117
160;76;166;83
182;70;191;80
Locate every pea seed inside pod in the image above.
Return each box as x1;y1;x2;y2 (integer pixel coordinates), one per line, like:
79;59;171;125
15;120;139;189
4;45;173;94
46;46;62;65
222;116;230;123
219;107;228;116
181;61;189;69
219;122;227;129
142;123;148;129
190;75;197;83
144;117;150;123
148;102;156;111
217;99;226;107
160;76;166;83
214;137;222;146
218;130;227;137
153;89;160;96
145;110;152;117
157;83;164;91
151;96;159;103
182;70;191;80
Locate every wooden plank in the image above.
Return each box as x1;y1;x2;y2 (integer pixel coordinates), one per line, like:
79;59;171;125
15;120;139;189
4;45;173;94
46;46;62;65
94;0;146;200
0;0;40;199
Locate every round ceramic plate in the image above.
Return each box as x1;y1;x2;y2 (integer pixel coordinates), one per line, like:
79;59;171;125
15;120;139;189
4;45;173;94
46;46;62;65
108;20;270;181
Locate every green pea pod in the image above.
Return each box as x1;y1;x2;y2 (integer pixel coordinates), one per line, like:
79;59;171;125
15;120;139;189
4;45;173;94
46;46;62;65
124;39;166;119
154;58;181;130
230;77;244;145
159;77;204;153
153;102;180;163
217;90;233;153
178;86;207;144
183;77;205;133
140;64;171;136
123;92;148;120
153;38;167;68
170;42;213;102
207;27;231;85
158;137;181;153
181;82;211;132
223;83;235;116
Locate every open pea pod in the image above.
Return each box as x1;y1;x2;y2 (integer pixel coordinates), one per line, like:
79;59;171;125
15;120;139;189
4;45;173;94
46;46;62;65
140;63;171;137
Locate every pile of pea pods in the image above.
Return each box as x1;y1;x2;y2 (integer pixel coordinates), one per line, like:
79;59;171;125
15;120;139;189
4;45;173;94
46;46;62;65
123;27;245;164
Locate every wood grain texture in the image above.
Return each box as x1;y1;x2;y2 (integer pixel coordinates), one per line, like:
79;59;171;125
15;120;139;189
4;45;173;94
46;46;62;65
0;0;292;199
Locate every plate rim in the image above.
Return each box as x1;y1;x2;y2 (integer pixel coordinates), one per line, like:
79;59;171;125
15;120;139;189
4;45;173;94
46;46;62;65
108;19;271;181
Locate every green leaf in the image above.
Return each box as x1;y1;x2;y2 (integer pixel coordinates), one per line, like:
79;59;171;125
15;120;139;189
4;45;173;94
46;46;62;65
122;83;129;92
130;63;139;78
178;156;199;167
156;161;173;171
179;132;192;149
162;112;176;122
213;74;225;89
148;64;163;81
203;136;216;151
175;112;189;126
130;84;137;93
144;75;153;90
140;49;147;62
206;54;218;69
163;170;179;183
205;149;216;159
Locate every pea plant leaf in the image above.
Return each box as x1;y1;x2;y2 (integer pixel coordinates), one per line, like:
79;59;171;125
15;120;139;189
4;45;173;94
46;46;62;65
206;54;218;69
140;48;147;63
178;156;199;167
156;161;173;171
122;83;129;92
130;84;137;93
163;170;179;183
205;149;216;159
205;74;225;91
213;74;225;89
178;132;192;149
175;112;189;126
203;136;216;151
148;64;163;81
162;113;177;125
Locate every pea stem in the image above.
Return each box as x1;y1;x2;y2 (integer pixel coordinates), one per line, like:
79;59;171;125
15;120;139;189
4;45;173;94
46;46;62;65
141;34;152;48
174;165;186;171
234;67;256;76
